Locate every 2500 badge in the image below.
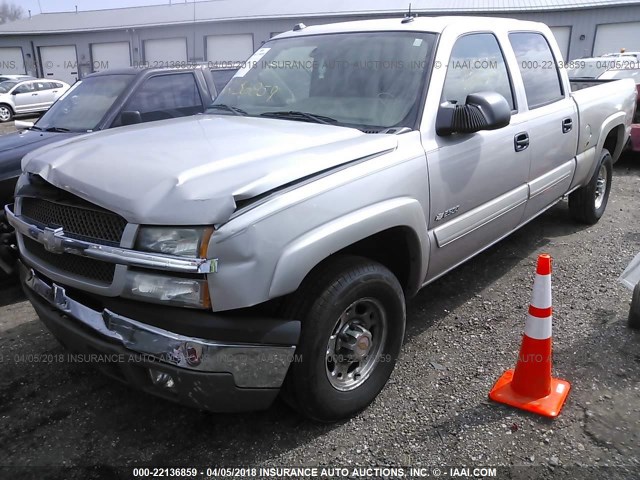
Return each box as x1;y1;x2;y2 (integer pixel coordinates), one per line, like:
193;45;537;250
435;205;460;221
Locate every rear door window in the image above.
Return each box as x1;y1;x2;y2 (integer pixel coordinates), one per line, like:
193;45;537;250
509;32;564;109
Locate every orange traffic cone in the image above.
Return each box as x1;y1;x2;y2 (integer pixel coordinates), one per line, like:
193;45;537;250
489;254;571;418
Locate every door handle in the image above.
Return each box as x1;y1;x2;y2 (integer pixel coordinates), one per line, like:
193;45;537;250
31;93;38;96
562;118;573;133
514;132;529;152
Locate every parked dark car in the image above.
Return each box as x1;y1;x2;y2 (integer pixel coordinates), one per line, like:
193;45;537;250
0;65;237;274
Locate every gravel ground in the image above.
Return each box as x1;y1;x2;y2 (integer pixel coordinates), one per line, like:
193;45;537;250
0;152;638;480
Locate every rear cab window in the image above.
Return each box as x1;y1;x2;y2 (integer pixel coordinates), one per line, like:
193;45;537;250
508;32;564;109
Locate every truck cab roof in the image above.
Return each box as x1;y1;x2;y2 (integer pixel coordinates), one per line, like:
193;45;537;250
274;16;550;38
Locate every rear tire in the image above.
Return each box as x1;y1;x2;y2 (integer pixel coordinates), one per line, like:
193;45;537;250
629;282;640;330
0;104;13;123
281;255;406;422
568;148;612;225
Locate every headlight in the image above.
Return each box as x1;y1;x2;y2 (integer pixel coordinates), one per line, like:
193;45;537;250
136;227;213;258
122;270;210;309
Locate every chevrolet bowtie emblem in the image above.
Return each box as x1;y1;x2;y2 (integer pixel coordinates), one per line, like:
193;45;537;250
42;227;65;254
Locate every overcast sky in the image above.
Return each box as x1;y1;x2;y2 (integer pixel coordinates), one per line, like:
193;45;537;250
14;0;205;15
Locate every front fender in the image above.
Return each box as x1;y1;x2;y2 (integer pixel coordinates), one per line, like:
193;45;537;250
268;197;429;299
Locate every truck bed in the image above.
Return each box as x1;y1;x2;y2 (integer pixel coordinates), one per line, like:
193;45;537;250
570;78;637;160
569;78;614;91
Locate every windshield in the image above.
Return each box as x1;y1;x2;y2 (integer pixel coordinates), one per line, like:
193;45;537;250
212;31;436;130
0;81;18;93
35;74;134;132
598;68;640;81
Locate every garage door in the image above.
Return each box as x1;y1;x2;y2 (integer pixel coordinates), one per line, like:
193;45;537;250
206;34;254;64
594;22;640;56
39;45;78;85
0;47;25;74
144;38;187;65
91;42;131;71
550;26;571;61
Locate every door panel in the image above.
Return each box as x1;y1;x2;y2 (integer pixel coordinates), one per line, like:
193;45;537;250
594;22;640;56
523;160;575;220
508;32;579;223
426;126;530;278
0;47;25;74
91;42;131;71
39;45;78;85
143;38;187;64
206;34;254;64
12;82;40;112
35;81;55;107
550;26;571;61
425;32;530;280
434;185;528;247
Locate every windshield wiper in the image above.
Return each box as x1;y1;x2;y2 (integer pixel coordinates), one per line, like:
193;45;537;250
259;111;338;125
208;104;248;116
43;127;71;132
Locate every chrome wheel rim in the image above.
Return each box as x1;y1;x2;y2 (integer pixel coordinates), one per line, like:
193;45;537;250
0;107;10;122
325;298;387;391
594;164;608;210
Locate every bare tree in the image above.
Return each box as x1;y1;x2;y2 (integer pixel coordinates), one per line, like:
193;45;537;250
0;1;24;25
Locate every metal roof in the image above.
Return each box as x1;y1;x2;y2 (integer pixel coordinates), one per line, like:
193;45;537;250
1;0;639;35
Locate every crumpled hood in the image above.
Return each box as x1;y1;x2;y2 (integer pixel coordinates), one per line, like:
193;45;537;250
22;114;398;225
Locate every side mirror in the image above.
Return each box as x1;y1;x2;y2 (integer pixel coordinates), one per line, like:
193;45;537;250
14;120;34;130
436;91;511;136
121;110;142;126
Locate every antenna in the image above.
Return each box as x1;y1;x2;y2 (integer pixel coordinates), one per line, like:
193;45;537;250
402;2;416;23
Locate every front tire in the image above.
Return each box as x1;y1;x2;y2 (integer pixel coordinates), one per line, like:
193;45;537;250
568;148;612;225
0;104;13;123
282;255;406;422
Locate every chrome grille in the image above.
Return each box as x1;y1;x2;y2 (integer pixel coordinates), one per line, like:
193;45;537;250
23;237;116;284
21;197;126;246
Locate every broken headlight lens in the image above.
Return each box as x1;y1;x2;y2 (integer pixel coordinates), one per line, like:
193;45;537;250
122;270;210;309
135;227;212;258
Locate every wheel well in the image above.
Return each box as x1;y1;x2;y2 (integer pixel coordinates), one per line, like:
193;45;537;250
603;126;623;160
0;103;14;114
332;227;422;296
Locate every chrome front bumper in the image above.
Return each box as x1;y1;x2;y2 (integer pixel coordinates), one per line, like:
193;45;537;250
5;204;217;274
23;267;296;389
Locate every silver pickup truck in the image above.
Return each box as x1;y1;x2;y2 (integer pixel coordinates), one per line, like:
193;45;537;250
8;16;636;422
